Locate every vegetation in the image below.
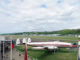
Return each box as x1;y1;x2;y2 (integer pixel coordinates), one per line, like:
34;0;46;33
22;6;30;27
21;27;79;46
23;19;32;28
27;36;79;40
1;29;80;35
15;45;77;60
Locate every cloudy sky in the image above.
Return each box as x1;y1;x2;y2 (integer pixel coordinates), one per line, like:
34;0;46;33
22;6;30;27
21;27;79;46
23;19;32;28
0;0;80;33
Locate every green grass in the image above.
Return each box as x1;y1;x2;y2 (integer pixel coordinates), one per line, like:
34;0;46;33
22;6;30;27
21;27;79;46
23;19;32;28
15;46;77;60
12;35;79;40
28;48;77;60
27;36;79;43
12;35;79;43
27;36;79;40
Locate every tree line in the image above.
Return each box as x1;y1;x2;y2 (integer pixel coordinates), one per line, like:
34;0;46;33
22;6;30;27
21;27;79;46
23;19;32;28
1;29;80;35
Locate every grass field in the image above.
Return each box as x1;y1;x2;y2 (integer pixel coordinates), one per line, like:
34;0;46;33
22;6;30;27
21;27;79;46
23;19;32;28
12;35;79;40
15;46;77;60
14;36;78;60
27;36;79;40
27;48;77;60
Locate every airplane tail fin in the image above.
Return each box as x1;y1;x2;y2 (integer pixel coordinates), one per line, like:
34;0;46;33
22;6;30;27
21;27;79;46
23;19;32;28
16;38;20;45
27;38;31;43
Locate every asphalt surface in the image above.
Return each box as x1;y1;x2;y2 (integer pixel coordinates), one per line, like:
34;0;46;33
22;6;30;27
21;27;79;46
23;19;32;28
2;49;32;60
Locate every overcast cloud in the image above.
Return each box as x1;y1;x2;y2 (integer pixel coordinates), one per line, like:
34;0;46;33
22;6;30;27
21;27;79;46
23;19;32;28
0;0;80;33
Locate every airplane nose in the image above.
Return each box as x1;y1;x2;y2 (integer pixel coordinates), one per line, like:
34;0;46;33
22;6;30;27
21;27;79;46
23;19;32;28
72;43;77;47
72;45;77;48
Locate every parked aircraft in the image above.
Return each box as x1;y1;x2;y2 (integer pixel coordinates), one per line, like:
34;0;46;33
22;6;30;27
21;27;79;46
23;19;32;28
16;38;20;45
22;38;27;44
16;38;77;50
26;38;77;50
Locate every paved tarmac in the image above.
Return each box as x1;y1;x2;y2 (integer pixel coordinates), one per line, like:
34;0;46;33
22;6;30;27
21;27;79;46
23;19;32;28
3;49;32;60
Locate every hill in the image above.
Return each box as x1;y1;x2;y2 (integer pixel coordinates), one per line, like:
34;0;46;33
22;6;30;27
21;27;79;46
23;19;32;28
1;29;80;35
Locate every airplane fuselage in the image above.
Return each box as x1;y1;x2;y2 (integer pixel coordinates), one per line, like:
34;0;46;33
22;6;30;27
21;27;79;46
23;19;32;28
27;41;77;48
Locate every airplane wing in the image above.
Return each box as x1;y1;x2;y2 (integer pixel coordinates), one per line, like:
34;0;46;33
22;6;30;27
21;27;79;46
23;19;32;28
32;46;58;50
44;46;58;50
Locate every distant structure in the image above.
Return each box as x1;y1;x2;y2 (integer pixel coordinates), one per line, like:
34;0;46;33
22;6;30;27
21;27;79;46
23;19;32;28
23;34;61;37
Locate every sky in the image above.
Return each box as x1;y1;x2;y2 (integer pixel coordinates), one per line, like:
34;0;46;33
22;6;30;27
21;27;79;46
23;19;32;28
0;0;80;33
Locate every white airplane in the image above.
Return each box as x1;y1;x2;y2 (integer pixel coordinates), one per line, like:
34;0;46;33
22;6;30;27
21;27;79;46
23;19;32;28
26;38;77;50
16;38;21;46
16;38;28;45
78;35;80;39
22;38;27;44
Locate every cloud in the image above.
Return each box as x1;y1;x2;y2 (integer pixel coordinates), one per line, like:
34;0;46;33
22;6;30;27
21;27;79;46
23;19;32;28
0;0;80;33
